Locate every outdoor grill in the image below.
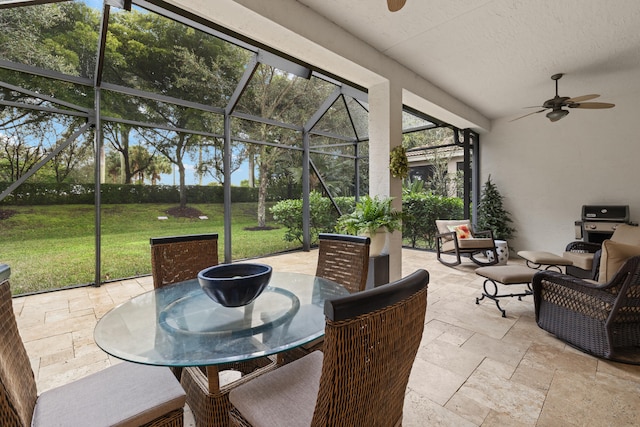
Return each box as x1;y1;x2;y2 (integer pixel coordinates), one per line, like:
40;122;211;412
575;205;630;244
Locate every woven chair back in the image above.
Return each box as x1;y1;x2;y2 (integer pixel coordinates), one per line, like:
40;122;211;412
312;269;429;426
150;233;219;289
0;265;37;427
609;256;640;347
315;233;370;294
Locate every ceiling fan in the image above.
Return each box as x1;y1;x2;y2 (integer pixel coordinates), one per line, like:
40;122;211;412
511;73;615;122
387;0;407;12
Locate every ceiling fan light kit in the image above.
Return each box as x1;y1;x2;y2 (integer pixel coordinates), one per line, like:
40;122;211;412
546;109;569;121
511;73;615;123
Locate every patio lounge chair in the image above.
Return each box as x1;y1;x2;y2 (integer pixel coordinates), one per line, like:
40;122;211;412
228;269;429;426
533;251;640;364
563;223;640;280
435;219;499;267
0;264;186;427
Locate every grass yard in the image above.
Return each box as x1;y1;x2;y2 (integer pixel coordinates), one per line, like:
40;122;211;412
0;203;300;295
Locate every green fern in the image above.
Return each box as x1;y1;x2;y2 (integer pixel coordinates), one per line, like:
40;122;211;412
336;195;401;235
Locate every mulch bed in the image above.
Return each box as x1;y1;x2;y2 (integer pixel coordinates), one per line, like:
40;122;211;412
165;206;204;218
0;209;17;220
164;206;277;232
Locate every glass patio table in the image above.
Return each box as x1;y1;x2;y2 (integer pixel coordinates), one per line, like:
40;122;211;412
94;271;349;367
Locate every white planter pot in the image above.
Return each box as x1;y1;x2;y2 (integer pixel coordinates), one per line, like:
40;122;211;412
363;230;388;256
487;240;509;265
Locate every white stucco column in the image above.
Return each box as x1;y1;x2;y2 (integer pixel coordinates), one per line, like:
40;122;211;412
368;80;403;281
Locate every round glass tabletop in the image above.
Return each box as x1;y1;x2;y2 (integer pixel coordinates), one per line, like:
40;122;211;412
94;271;348;366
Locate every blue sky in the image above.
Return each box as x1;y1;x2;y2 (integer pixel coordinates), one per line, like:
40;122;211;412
156;162;250;186
83;0;103;10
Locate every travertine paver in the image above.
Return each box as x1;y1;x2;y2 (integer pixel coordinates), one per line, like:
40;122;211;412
12;249;640;426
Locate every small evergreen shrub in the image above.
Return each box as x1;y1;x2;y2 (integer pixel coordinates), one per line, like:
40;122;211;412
476;175;516;241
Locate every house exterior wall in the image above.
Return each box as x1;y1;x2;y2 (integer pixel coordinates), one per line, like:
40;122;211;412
481;88;639;254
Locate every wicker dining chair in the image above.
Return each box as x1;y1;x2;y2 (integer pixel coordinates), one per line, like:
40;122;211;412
150;234;278;427
315;233;371;294
0;264;186;427
228;269;429;427
150;233;220;381
150;233;219;289
275;233;372;363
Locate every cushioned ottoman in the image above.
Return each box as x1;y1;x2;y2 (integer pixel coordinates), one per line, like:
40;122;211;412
517;250;573;272
475;265;536;317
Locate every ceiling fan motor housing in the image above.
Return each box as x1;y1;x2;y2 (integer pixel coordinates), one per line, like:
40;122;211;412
543;97;570;109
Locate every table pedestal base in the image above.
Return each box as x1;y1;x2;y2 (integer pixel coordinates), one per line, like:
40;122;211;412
181;356;278;427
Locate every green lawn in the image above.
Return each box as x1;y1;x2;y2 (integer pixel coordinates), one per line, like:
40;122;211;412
0;203;300;295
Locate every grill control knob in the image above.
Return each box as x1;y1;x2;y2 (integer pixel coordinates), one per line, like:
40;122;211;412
587;224;597;230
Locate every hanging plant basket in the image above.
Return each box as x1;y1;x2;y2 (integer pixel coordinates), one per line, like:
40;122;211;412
389;145;409;179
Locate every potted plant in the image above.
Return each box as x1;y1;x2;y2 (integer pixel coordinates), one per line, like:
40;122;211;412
336;195;402;256
477;175;516;264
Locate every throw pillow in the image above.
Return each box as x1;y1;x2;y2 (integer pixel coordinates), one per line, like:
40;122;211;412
447;224;472;239
598;239;640;283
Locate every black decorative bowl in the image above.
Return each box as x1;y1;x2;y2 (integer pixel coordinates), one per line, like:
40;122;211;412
197;263;272;307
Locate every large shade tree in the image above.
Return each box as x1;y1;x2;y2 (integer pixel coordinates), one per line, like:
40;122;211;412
102;9;250;206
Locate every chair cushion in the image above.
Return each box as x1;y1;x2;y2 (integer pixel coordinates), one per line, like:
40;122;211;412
562;251;594;270
475;265;535;284
598;239;640;283
229;351;323;427
441;237;494;252
32;362;186;427
611;224;640;246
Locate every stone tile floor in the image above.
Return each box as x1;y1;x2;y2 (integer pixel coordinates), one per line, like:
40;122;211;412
12;249;640;426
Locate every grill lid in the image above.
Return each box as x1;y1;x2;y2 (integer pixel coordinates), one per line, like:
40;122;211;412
581;205;629;222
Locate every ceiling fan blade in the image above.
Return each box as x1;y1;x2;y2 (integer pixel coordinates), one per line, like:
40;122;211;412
509;109;547;122
567;94;600;103
570;102;615;109
387;0;407;12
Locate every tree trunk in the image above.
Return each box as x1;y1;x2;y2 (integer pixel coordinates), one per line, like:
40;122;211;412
248;153;255;187
257;163;268;227
120;127;133;184
179;163;187;208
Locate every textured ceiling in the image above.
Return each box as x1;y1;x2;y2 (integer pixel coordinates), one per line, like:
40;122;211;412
296;0;640;121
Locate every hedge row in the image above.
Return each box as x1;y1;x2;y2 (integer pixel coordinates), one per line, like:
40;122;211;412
0;182;259;205
270;191;464;250
269;192;355;246
401;192;464;248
